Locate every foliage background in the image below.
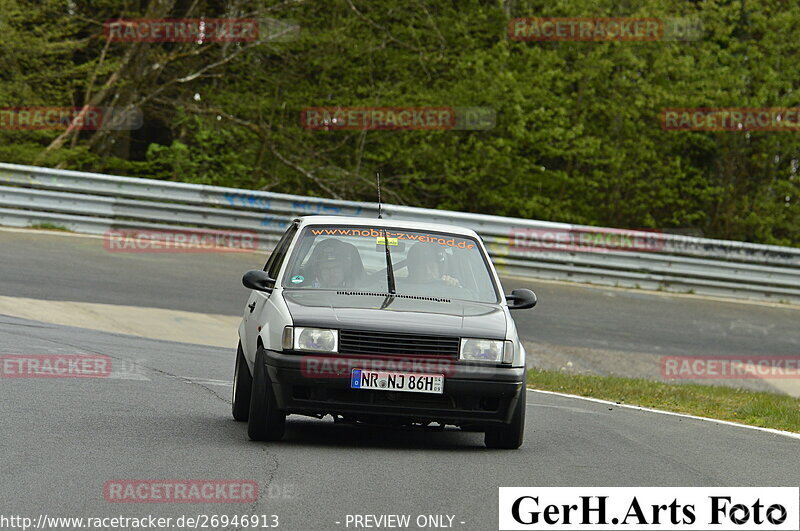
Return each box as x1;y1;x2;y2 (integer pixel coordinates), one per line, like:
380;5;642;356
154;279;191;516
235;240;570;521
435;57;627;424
0;0;798;245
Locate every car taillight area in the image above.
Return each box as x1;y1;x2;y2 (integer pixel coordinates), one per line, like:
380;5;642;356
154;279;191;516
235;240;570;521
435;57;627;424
338;329;460;357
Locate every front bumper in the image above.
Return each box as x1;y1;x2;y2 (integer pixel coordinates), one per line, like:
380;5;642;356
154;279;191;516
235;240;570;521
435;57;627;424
261;350;525;427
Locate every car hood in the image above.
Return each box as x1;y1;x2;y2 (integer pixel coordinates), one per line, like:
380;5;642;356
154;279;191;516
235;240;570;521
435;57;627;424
282;290;507;339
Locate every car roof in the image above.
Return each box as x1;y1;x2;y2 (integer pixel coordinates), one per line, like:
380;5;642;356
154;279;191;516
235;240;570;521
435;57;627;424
293;215;480;238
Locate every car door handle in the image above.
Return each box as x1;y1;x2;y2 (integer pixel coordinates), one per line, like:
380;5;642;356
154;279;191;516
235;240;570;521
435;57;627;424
248;302;257;313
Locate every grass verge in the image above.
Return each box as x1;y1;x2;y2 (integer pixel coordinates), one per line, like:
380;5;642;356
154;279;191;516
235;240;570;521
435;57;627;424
527;368;800;433
28;222;72;232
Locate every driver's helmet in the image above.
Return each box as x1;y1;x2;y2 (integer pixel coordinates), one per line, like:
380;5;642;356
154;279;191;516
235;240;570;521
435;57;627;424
406;242;446;281
309;239;352;288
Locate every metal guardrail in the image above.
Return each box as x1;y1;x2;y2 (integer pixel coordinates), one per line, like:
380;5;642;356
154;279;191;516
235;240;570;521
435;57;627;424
1;162;799;304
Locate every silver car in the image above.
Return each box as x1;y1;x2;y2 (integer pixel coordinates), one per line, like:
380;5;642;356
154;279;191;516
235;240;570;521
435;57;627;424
232;216;537;449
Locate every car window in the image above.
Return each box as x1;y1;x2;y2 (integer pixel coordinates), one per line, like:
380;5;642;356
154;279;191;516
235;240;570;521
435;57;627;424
264;223;298;278
281;225;499;303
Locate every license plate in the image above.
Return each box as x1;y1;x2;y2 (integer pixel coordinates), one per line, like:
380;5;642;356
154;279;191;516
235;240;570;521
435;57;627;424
351;369;444;394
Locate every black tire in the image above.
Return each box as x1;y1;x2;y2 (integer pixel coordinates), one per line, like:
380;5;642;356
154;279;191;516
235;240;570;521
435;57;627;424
484;387;526;449
231;342;252;421
247;346;286;441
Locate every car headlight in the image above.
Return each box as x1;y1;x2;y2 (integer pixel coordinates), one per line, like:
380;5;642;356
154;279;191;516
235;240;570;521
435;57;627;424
460;338;513;364
283;326;338;353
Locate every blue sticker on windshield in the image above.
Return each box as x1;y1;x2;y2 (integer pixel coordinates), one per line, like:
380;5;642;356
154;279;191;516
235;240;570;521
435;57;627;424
291;275;304;284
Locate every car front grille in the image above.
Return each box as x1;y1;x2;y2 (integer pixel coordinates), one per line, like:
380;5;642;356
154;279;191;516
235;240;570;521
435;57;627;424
339;329;459;357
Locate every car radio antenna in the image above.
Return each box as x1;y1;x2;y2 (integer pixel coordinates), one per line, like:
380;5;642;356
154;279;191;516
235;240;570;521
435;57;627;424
376;170;382;219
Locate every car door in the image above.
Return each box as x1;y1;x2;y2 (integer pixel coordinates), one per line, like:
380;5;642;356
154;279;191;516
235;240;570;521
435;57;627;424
241;223;298;362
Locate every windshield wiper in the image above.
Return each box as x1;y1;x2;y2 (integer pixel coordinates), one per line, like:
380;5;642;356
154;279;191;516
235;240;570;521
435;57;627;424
381;228;396;294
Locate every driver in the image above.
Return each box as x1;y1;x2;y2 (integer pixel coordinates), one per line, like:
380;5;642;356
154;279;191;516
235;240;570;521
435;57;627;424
406;242;460;287
309;239;352;288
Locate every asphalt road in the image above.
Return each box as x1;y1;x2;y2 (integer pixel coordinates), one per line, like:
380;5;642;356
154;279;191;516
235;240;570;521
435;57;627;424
2;314;799;531
2;229;799;357
1;228;800;530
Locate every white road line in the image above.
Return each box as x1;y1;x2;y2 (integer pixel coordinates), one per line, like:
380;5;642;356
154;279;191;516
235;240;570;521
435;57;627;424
527;387;800;441
182;377;231;387
0;226;103;240
108;372;151;381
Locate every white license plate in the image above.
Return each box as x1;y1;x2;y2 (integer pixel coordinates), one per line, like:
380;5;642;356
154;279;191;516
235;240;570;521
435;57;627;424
351;369;444;394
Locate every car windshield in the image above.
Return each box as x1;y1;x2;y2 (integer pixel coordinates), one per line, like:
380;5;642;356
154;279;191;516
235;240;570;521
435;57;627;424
282;225;499;303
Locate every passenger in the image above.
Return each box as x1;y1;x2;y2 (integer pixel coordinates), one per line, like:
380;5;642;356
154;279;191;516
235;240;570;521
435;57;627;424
406;243;460;287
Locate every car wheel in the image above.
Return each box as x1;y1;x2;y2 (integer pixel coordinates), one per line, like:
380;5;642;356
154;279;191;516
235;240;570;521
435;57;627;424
247;346;286;441
484;387;526;449
231;342;252;421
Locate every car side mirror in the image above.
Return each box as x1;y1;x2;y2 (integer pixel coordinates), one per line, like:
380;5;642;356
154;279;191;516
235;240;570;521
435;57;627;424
506;288;537;310
243;270;276;293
